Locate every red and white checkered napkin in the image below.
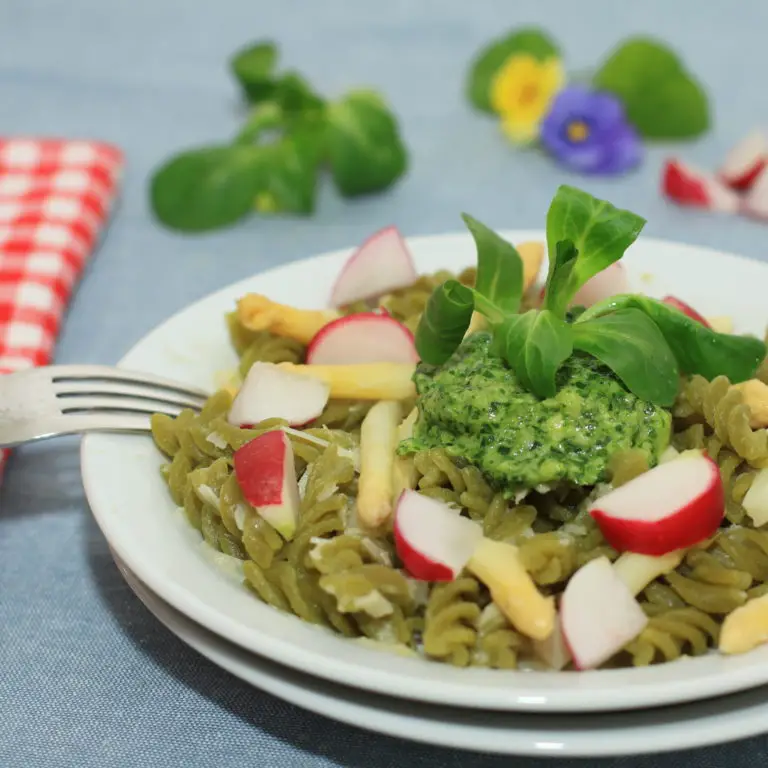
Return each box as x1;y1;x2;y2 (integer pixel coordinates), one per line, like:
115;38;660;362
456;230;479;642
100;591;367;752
0;138;124;473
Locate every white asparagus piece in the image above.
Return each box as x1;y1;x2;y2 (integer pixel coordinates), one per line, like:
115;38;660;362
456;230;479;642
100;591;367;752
468;538;555;641
238;294;340;343
277;362;416;400
612;550;686;596
357;400;402;528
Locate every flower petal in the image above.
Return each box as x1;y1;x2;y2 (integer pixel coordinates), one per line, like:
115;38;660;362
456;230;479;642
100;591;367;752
501;115;540;144
593;126;644;175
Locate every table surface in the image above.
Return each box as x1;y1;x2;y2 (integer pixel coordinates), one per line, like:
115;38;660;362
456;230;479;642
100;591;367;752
3;1;768;766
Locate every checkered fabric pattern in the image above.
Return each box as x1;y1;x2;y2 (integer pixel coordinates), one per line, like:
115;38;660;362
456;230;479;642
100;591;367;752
0;138;124;474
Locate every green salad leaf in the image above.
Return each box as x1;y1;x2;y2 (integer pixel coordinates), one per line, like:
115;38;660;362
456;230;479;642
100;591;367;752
578;295;766;384
463;213;524;320
231;42;279;103
573;308;680;406
593;37;709;139
466;28;559;113
325;90;408;197
273;72;325;115
545;185;646;306
543;240;579;317
417;185;767;407
235;102;285;145
252;133;319;215
498;310;573;398
150;145;263;232
415;279;475;365
151;41;408;233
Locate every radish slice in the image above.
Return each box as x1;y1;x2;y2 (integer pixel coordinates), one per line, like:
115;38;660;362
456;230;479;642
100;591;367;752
394;490;483;581
561;557;648;670
662;159;740;213
330;226;417;307
742;166;768;221
571;264;628;307
589;453;724;556
719;129;768;191
228;362;330;427
306;313;419;365
662;296;711;328
233;430;300;539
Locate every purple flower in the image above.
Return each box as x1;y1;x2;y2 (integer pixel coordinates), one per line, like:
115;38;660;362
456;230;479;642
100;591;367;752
540;86;643;175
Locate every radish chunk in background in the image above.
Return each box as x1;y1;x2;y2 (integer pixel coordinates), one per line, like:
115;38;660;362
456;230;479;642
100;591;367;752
662;296;711;328
394;490;483;581
233;430;300;539
228;362;330;427
719;130;768;191
561;557;649;670
662;159;740;212
571;264;628;307
330;226;417;307
589;453;724;556
307;313;419;365
742;166;768;221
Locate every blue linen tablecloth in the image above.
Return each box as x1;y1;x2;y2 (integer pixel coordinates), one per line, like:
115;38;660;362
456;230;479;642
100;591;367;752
3;1;768;765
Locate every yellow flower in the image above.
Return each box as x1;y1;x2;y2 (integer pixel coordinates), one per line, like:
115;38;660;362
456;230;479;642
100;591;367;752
490;54;565;143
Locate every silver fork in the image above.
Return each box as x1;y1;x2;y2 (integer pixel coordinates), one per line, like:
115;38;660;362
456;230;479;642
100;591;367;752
0;365;210;448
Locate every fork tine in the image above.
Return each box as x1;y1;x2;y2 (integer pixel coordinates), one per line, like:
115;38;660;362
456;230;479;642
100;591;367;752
54;380;206;410
58;395;197;417
0;413;159;447
43;364;210;399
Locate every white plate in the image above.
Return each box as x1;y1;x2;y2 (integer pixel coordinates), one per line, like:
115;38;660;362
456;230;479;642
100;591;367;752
114;552;768;757
82;231;768;714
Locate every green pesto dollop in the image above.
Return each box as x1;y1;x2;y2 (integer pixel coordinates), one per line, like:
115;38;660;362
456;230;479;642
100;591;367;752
400;332;671;490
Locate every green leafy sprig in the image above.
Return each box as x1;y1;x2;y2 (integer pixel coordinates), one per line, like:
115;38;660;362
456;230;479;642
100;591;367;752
150;41;408;233
416;186;765;407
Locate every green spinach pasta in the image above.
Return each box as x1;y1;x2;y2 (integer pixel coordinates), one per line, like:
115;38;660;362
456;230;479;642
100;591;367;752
150;187;768;671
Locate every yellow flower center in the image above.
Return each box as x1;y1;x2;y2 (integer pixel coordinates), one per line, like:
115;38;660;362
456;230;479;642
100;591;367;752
518;81;540;106
567;120;590;143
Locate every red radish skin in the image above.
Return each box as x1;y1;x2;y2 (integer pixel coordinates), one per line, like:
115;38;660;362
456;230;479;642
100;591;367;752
589;453;724;556
560;557;649;670
306;312;419;365
742;166;768;221
719;130;768;191
662;159;740;213
233;430;300;539
330;226;418;307
394;490;483;581
662;296;711;328
227;362;330;428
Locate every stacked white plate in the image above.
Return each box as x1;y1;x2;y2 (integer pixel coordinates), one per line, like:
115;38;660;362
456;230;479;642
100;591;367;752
82;233;768;757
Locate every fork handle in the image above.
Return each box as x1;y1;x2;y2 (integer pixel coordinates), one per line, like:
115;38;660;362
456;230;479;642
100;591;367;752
0;413;154;448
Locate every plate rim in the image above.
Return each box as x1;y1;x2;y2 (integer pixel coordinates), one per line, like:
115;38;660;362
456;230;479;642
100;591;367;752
81;230;768;714
114;552;768;758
